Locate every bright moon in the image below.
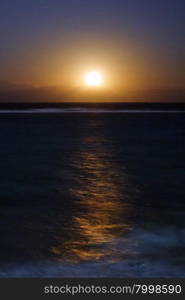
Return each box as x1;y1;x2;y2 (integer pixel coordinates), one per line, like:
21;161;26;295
84;71;103;87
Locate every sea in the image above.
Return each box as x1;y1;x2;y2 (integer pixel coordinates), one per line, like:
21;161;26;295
0;102;185;277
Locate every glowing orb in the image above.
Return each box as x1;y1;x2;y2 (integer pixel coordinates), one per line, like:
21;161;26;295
84;71;103;86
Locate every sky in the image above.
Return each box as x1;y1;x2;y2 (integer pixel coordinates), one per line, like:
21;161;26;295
0;0;185;101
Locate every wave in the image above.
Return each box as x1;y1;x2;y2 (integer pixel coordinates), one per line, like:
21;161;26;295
1;226;185;278
0;108;185;114
1;260;184;278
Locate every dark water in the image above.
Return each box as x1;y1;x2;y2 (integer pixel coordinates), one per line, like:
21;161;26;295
0;105;185;277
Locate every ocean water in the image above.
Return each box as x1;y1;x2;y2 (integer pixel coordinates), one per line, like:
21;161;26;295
0;103;185;277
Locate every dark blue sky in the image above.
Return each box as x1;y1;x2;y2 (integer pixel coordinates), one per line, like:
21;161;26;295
0;0;184;91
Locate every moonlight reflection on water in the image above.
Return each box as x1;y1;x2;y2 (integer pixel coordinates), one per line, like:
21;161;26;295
52;127;133;263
